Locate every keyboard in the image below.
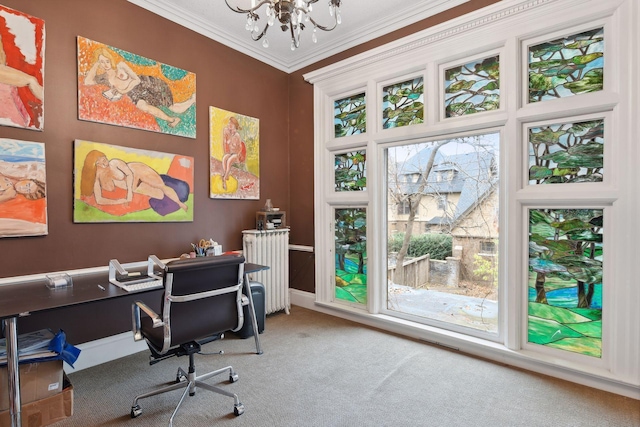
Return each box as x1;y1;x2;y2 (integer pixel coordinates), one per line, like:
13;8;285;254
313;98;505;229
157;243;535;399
112;279;163;292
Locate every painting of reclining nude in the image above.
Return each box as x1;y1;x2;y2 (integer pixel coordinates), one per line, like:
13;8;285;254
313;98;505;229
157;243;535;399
77;37;196;139
0;138;47;237
0;5;45;131
73;140;193;223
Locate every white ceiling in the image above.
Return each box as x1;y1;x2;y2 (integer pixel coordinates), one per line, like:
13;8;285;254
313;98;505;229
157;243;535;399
128;0;470;73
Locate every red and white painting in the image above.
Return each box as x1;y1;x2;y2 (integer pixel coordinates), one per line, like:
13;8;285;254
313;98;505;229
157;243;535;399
0;5;45;130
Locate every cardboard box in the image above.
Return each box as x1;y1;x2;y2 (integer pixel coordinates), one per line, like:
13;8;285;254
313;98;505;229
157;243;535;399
0;361;64;411
0;374;72;427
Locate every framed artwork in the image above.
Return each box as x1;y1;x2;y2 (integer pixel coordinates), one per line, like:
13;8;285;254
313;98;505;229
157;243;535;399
0;138;47;237
209;107;259;200
77;37;196;138
0;5;45;130
73;140;193;223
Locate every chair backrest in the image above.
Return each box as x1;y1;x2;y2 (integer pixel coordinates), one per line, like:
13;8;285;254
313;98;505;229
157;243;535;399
157;255;245;352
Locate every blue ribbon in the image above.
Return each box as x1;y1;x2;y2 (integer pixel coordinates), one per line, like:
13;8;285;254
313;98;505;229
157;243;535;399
48;330;81;368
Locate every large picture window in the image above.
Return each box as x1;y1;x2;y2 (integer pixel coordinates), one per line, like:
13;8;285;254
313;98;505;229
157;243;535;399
387;133;499;334
305;0;637;397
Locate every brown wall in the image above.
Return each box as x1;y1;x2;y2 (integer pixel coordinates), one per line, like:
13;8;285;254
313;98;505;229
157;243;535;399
0;0;289;342
287;0;501;293
1;0;499;343
0;0;290;278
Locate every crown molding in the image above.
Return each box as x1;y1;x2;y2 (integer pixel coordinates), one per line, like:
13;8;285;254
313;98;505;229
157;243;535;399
304;0;571;84
128;0;470;73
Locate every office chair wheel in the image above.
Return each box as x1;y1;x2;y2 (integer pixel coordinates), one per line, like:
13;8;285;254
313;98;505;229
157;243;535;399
130;405;142;418
229;372;239;383
234;403;245;416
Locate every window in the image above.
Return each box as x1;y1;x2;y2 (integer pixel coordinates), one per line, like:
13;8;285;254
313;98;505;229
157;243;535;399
397;200;411;215
388;134;499;333
305;0;636;396
479;240;496;254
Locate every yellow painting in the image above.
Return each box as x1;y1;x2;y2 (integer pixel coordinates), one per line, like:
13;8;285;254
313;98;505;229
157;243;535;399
209;107;259;199
73;140;194;222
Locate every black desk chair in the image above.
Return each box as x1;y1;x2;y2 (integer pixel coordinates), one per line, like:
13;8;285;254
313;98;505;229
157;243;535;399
130;255;247;425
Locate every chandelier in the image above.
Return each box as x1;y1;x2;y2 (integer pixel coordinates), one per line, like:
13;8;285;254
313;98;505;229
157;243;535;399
224;0;342;50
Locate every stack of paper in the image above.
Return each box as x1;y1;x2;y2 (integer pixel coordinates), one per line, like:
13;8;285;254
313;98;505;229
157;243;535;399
0;329;58;365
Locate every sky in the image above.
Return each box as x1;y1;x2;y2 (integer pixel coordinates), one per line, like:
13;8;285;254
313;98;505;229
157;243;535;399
388;131;499;162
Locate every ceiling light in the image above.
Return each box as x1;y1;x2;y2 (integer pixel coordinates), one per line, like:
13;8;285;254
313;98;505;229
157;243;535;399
225;0;342;50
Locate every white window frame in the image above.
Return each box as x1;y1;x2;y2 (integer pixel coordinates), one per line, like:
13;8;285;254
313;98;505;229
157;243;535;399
304;0;638;398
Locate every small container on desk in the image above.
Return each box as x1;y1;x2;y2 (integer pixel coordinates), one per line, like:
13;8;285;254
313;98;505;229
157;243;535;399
256;210;286;230
45;273;73;289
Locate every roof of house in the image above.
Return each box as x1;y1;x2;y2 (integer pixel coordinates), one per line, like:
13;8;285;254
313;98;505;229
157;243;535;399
394;148;498;225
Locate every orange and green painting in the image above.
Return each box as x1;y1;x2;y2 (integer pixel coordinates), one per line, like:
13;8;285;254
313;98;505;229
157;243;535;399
0;138;47;237
73;140;193;223
77;37;196;138
209;106;259;200
0;5;45;130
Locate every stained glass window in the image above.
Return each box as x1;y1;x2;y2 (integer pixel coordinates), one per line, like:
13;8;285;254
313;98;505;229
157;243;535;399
335;151;366;191
444;55;499;117
334;93;366;138
335;208;367;304
528;208;603;357
529;28;604;103
382;77;424;129
529;119;604;184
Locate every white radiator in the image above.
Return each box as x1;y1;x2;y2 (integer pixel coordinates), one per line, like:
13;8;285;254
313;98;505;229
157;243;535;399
242;229;290;314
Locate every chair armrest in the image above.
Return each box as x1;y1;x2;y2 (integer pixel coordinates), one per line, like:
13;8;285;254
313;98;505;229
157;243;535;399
131;301;163;341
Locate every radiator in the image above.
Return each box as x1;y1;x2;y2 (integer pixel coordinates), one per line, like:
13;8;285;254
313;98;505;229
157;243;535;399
242;228;290;314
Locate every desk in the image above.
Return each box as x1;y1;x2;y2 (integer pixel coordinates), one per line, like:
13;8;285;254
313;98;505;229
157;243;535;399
243;262;268;356
0;261;266;427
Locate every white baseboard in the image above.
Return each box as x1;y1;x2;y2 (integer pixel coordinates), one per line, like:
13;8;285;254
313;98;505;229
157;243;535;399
290;288;316;309
64;332;148;373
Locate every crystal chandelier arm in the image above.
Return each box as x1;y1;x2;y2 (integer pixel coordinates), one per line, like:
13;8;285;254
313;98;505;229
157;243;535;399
289;21;299;48
307;15;338;32
224;0;272;14
306;0;340;32
252;20;270;41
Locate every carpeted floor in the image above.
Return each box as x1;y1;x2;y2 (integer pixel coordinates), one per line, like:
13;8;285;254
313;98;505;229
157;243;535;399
57;307;639;426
